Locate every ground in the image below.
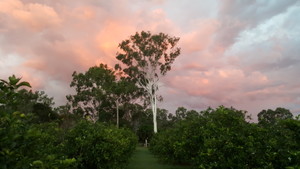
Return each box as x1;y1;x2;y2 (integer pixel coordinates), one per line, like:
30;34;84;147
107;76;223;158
126;146;191;169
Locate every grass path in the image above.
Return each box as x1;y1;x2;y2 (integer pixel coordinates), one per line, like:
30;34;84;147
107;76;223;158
126;146;191;169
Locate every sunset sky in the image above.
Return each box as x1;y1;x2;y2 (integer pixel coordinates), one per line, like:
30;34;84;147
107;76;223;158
1;0;300;120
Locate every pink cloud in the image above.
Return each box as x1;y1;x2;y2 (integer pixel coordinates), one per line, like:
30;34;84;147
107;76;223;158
181;19;219;53
95;21;136;63
0;0;299;119
164;67;273;109
0;0;61;31
0;0;181;105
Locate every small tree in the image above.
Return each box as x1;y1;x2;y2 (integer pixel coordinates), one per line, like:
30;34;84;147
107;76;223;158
116;31;180;133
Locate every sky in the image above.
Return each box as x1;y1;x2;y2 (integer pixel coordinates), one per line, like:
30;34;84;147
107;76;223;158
1;0;300;120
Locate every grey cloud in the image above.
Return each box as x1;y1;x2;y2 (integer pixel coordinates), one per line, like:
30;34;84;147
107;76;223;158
42;31;65;44
214;0;298;48
219;0;298;25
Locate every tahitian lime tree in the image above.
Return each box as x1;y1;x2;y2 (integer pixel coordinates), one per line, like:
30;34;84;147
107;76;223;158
115;31;181;133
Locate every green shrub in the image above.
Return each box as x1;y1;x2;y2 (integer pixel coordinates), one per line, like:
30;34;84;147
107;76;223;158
1;110;137;169
150;106;300;169
63;120;137;169
0;111;76;169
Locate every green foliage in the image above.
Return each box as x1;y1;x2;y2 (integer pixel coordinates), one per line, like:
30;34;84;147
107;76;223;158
132;108;171;142
258;107;293;125
150;106;300;169
116;31;181;78
115;31;181;133
0;75;31;91
64;120;137;169
67;64;117;122
0;75;31;112
127;146;191;169
137;109;154;140
0;109;137;169
32;103;59;123
0;111;76;169
1;75;138;169
0;75;57;123
67;64;139;124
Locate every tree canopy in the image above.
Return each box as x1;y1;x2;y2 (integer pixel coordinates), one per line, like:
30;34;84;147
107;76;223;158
258;107;293;125
67;64;140;124
115;31;181;133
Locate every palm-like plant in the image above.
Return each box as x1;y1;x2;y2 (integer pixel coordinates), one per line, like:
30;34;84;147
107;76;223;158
0;75;31;91
0;75;31;106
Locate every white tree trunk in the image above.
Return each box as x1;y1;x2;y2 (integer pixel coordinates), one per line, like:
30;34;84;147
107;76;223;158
116;99;119;128
151;94;158;133
137;70;159;133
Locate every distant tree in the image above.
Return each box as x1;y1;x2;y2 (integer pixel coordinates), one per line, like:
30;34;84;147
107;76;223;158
108;77;140;128
67;64;139;124
116;31;181;133
67;64;116;123
136;109;153;143
186;109;199;119
14;90;55;115
126;103;146;131
175;107;188;120
32;103;59;123
168;107;200;123
135;108;170;142
258;107;293;125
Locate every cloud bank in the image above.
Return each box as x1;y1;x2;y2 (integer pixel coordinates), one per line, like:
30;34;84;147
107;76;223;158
1;0;300;120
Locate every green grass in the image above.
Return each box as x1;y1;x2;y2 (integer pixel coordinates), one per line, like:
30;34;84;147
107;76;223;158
126;146;191;169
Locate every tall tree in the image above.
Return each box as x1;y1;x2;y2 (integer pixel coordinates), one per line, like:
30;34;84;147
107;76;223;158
116;31;180;133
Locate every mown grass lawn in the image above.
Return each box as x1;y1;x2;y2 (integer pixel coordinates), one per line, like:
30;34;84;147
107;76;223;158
126;146;191;169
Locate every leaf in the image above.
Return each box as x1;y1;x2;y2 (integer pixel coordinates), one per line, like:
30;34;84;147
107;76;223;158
16;81;32;88
8;75;21;86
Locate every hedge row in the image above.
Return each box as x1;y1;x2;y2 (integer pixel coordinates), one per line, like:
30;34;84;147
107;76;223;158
0;111;137;169
150;106;300;169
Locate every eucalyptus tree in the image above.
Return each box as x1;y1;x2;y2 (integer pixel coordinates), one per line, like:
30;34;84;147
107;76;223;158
115;31;180;133
67;64;139;125
108;76;140;128
67;64;115;123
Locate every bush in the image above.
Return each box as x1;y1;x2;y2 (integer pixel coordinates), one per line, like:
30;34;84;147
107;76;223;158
0;111;76;169
63;120;137;169
1;112;137;169
150;106;300;169
1;75;138;168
